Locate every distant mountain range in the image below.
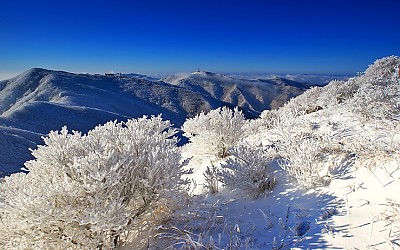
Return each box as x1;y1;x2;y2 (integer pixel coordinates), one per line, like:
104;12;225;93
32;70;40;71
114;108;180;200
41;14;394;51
0;68;312;176
162;71;309;110
225;73;352;86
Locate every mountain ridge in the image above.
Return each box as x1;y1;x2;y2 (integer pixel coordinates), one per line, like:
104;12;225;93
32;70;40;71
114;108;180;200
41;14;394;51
162;70;309;110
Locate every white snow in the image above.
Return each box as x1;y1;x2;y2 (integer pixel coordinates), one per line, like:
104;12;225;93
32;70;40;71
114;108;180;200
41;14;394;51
163;105;400;249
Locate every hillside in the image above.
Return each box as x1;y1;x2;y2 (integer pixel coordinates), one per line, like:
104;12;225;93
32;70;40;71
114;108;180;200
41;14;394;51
169;56;400;249
162;71;309;111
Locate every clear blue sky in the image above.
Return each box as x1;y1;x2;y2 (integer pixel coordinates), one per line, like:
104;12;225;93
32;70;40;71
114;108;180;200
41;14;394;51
1;0;399;78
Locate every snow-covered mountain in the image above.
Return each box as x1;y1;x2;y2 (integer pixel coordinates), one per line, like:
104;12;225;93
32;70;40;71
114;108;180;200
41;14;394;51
0;68;310;176
162;71;309;111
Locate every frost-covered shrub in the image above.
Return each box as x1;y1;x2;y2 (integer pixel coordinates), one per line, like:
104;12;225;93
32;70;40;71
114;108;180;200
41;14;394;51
350;80;400;120
274;116;352;188
182;107;246;158
248;104;309;138
257;109;281;129
0;116;188;249
220;145;275;198
248;87;327;136
277;135;328;188
343;125;400;171
277;56;400;121
203;164;220;194
363;55;400;81
280;86;322;117
283;78;358;114
244;109;281;136
317;79;359;108
271;116;335;188
347;56;400;120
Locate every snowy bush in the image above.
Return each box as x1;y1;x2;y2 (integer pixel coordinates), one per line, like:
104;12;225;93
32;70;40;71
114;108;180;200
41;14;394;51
203;163;220;194
268;56;400;188
343;125;400;171
220;144;275;198
182;107;246;158
317;79;358;108
246;109;281;134
277;136;328;188
270;116;334;188
282;78;356;114
246;106;306;138
0;116;188;249
363;55;400;81
279;86;322;117
347;56;400;120
275;56;400;121
350;80;400;120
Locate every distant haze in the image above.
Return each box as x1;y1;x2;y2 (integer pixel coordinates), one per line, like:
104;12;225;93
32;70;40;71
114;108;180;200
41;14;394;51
0;70;352;86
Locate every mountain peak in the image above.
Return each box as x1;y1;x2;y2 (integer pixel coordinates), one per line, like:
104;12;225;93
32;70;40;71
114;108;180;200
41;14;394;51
191;70;231;79
192;70;216;76
21;67;49;76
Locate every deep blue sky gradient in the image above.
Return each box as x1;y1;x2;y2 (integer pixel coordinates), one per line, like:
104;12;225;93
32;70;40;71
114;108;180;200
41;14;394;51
1;0;399;77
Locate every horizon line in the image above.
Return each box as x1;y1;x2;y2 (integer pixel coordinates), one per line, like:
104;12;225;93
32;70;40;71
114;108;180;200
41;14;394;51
0;68;357;81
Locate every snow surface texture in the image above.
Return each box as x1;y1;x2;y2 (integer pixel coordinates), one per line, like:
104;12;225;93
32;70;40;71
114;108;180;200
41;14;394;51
0;69;308;176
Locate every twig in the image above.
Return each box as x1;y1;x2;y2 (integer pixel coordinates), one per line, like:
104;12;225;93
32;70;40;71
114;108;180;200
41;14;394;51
345;194;351;228
367;215;374;247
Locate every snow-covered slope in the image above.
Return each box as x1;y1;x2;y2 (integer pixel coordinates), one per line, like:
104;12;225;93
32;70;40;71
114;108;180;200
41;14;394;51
173;109;400;249
162;71;309;112
156;56;400;249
